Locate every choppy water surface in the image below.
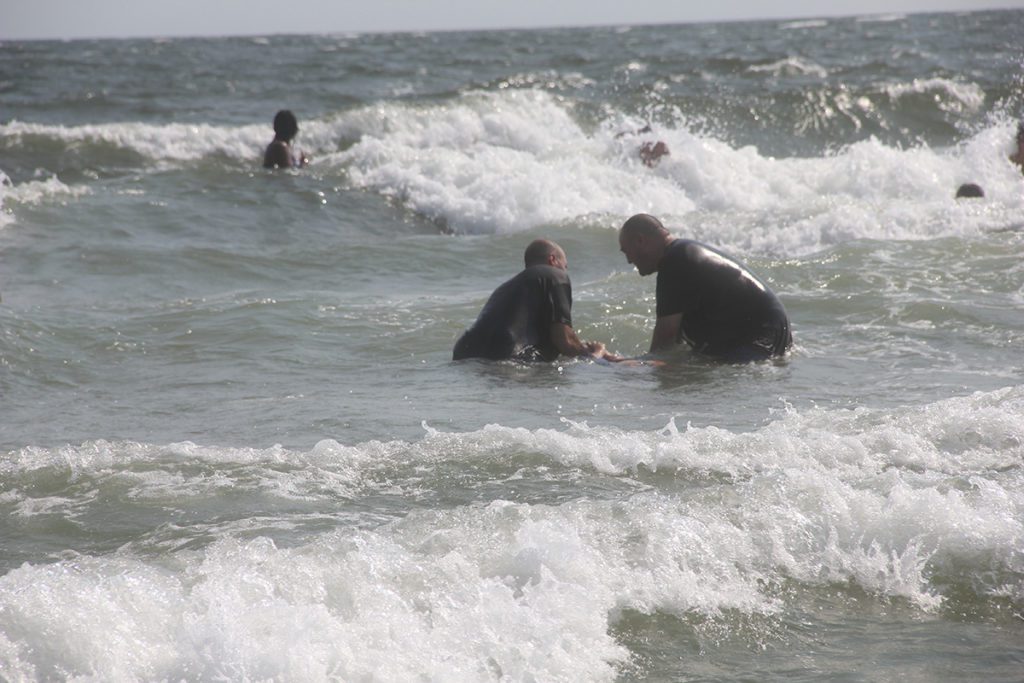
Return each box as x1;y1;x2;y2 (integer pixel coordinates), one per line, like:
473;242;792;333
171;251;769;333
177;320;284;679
1;9;1023;682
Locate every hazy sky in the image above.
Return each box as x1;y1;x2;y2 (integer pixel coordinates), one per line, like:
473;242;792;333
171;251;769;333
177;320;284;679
2;0;1021;40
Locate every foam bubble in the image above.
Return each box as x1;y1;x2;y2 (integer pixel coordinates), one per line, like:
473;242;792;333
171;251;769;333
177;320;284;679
0;120;270;165
856;14;907;23
748;57;829;79
779;20;829;30
884;78;986;114
0;174;90;228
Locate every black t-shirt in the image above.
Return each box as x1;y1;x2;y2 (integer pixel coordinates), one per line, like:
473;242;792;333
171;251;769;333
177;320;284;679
656;239;791;357
453;265;573;362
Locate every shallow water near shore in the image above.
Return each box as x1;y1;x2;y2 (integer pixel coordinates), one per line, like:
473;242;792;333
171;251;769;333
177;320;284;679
1;9;1023;681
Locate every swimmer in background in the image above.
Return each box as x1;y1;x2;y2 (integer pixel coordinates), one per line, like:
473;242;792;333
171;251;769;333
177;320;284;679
617;124;670;167
618;213;792;362
263;110;309;169
1010;122;1024;173
639;140;670;167
453;239;622;363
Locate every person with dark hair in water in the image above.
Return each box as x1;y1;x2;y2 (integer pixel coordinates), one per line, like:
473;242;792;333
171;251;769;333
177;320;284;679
618;213;792;362
453;239;619;362
1010;122;1024;173
263;110;309;169
955;183;985;199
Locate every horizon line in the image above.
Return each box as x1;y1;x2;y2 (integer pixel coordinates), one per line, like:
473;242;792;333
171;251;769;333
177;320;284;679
0;5;1015;43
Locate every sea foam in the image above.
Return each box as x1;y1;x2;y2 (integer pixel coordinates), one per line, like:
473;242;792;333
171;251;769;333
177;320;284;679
0;120;270;165
1;388;1021;679
330;92;1023;245
883;78;986;114
0;173;90;229
2;93;1022;249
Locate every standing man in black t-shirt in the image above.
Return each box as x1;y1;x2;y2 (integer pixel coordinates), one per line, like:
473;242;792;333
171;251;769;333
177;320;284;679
453;239;618;362
618;213;792;362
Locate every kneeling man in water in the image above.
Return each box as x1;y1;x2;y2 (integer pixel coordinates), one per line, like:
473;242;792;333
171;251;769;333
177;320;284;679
454;239;619;362
619;213;792;362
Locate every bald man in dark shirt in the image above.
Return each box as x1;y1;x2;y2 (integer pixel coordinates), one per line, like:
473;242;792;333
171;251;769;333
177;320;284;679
618;213;792;362
454;239;618;362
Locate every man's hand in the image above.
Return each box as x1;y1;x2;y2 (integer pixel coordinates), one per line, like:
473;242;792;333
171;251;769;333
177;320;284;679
583;340;606;357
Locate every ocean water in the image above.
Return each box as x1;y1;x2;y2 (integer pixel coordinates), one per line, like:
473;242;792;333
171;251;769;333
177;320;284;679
1;9;1023;681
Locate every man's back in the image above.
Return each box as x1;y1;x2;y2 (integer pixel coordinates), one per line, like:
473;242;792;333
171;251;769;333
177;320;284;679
264;140;295;169
453;265;573;362
656;239;790;358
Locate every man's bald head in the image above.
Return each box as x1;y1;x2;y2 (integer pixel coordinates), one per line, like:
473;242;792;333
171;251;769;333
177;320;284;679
620;213;669;240
619;214;672;276
524;239;567;270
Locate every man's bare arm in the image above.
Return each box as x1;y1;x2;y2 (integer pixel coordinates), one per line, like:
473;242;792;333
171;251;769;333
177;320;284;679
549;322;606;358
649;313;682;353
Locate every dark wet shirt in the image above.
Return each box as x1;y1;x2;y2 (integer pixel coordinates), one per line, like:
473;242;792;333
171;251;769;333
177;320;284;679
453;265;572;362
656;239;791;359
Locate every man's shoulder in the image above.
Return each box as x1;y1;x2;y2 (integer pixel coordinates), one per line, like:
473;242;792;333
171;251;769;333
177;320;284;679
669;238;713;253
493;265;566;297
265;140;290;154
264;140;293;168
661;238;703;267
670;239;741;266
522;264;570;284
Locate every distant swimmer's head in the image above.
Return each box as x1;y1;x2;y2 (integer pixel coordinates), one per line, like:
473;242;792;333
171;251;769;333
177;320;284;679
955;183;984;199
524;239;567;270
619;213;671;276
273;110;299;142
639;140;670;167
